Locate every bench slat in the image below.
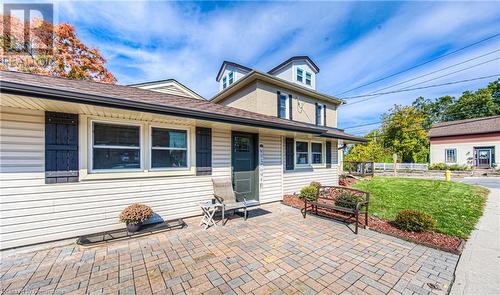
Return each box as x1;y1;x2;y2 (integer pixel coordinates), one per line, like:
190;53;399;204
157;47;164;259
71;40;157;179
309;202;356;213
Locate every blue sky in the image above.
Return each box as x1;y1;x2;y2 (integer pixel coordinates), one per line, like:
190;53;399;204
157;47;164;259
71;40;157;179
55;1;500;134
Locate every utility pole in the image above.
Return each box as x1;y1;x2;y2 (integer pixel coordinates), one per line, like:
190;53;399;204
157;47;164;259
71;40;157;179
393;153;398;177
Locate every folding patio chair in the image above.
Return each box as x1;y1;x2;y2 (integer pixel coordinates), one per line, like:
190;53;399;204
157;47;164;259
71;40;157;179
212;178;248;222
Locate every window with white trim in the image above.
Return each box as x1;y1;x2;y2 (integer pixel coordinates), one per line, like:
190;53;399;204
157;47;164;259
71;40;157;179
305;72;312;86
296;68;303;83
151;127;188;169
316;103;325;126
278;92;291;119
296;141;309;165
92;122;141;171
222;76;227;89
228;71;234;85
311;142;323;164
445;148;457;163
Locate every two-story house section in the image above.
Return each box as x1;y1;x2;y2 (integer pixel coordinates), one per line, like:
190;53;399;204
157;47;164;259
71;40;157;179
211;56;340;128
211;56;364;194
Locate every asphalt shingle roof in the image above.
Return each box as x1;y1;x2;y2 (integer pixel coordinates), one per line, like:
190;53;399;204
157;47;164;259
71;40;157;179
0;70;328;133
0;70;366;141
428;115;500;138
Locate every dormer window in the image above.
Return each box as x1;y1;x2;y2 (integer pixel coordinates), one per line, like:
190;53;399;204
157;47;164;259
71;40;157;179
296;68;303;83
228;72;234;85
305;72;312;86
223;77;227;89
316;103;326;126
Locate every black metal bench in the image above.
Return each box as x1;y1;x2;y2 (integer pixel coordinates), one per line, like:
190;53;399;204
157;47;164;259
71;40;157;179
301;186;369;234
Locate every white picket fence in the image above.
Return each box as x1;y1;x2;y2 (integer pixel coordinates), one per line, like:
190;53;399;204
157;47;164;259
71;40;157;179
374;163;428;171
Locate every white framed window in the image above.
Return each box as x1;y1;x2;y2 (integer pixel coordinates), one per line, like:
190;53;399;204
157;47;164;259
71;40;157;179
296;68;303;83
228;71;234;85
278;92;291;119
445;148;457;163
315;103;325;126
311;142;323;164
150;127;189;170
296;141;309;165
223;77;227;89
91;121;142;172
305;72;312;86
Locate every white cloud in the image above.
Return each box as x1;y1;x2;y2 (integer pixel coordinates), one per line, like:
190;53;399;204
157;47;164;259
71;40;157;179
56;1;500;133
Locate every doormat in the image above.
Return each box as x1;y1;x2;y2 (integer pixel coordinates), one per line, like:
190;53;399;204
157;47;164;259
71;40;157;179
76;219;186;246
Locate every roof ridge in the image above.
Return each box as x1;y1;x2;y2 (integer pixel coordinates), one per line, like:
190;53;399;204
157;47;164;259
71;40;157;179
268;56;320;74
433;115;500;128
0;70;204;101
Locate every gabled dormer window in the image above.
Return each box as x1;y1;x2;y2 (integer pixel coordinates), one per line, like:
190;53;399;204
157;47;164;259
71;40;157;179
228;71;234;85
223;77;227;89
305;72;312;86
296;68;303;83
316;103;326;126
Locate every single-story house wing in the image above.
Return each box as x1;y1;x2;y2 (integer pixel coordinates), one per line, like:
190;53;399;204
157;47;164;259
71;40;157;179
0;70;365;250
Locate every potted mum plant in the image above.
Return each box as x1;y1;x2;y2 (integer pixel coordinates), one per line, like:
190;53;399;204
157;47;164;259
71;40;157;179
119;204;154;232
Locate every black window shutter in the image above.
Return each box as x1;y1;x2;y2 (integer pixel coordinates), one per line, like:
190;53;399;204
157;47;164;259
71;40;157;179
196;127;212;176
276;91;281;118
323;104;327;126
45;112;79;184
285;137;294;170
288;94;293;120
315;103;319;125
326;141;332;168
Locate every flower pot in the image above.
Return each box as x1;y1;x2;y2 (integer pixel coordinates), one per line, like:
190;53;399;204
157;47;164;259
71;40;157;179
127;223;142;233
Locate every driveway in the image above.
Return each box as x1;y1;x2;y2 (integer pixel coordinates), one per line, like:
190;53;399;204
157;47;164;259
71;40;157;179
451;178;500;295
1;203;458;295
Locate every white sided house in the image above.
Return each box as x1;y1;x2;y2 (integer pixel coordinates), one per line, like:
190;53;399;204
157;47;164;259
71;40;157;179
0;56;365;249
429;116;500;168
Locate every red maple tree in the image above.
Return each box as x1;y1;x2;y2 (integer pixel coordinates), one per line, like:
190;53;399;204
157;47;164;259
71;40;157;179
1;15;116;83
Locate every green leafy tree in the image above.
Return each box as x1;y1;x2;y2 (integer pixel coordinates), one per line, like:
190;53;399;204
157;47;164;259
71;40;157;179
444;80;500;121
381;105;428;163
412;80;500;126
412;95;454;130
344;130;391;163
348;80;499;164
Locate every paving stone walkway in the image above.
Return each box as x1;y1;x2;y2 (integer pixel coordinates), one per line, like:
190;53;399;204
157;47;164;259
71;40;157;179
0;203;458;295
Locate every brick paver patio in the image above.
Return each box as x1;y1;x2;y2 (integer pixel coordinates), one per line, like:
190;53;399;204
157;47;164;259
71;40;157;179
0;203;458;295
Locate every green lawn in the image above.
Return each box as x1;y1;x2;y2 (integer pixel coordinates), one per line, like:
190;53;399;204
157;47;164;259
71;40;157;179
353;177;488;239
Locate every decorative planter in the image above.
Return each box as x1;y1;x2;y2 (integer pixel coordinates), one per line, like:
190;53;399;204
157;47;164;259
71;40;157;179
127;223;142;233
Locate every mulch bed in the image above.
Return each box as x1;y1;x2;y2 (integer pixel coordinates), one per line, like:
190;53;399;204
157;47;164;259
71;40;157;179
282;194;463;254
339;175;359;187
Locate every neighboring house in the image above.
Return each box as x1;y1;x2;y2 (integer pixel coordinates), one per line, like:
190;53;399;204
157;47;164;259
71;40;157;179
129;79;205;100
0;56;365;249
429;115;500;168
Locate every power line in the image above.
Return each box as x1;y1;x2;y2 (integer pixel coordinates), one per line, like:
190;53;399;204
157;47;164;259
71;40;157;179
349;112;500;137
342;101;500;131
343;74;499;104
343;106;500;131
399;57;499;90
335;32;500;96
342;121;381;130
343;48;500;100
344;58;500;101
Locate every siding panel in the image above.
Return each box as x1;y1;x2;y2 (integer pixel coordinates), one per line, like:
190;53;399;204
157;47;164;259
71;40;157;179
258;134;283;203
0;106;232;249
0;105;338;249
283;138;339;194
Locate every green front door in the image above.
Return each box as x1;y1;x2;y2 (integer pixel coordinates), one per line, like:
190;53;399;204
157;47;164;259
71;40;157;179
232;132;259;201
